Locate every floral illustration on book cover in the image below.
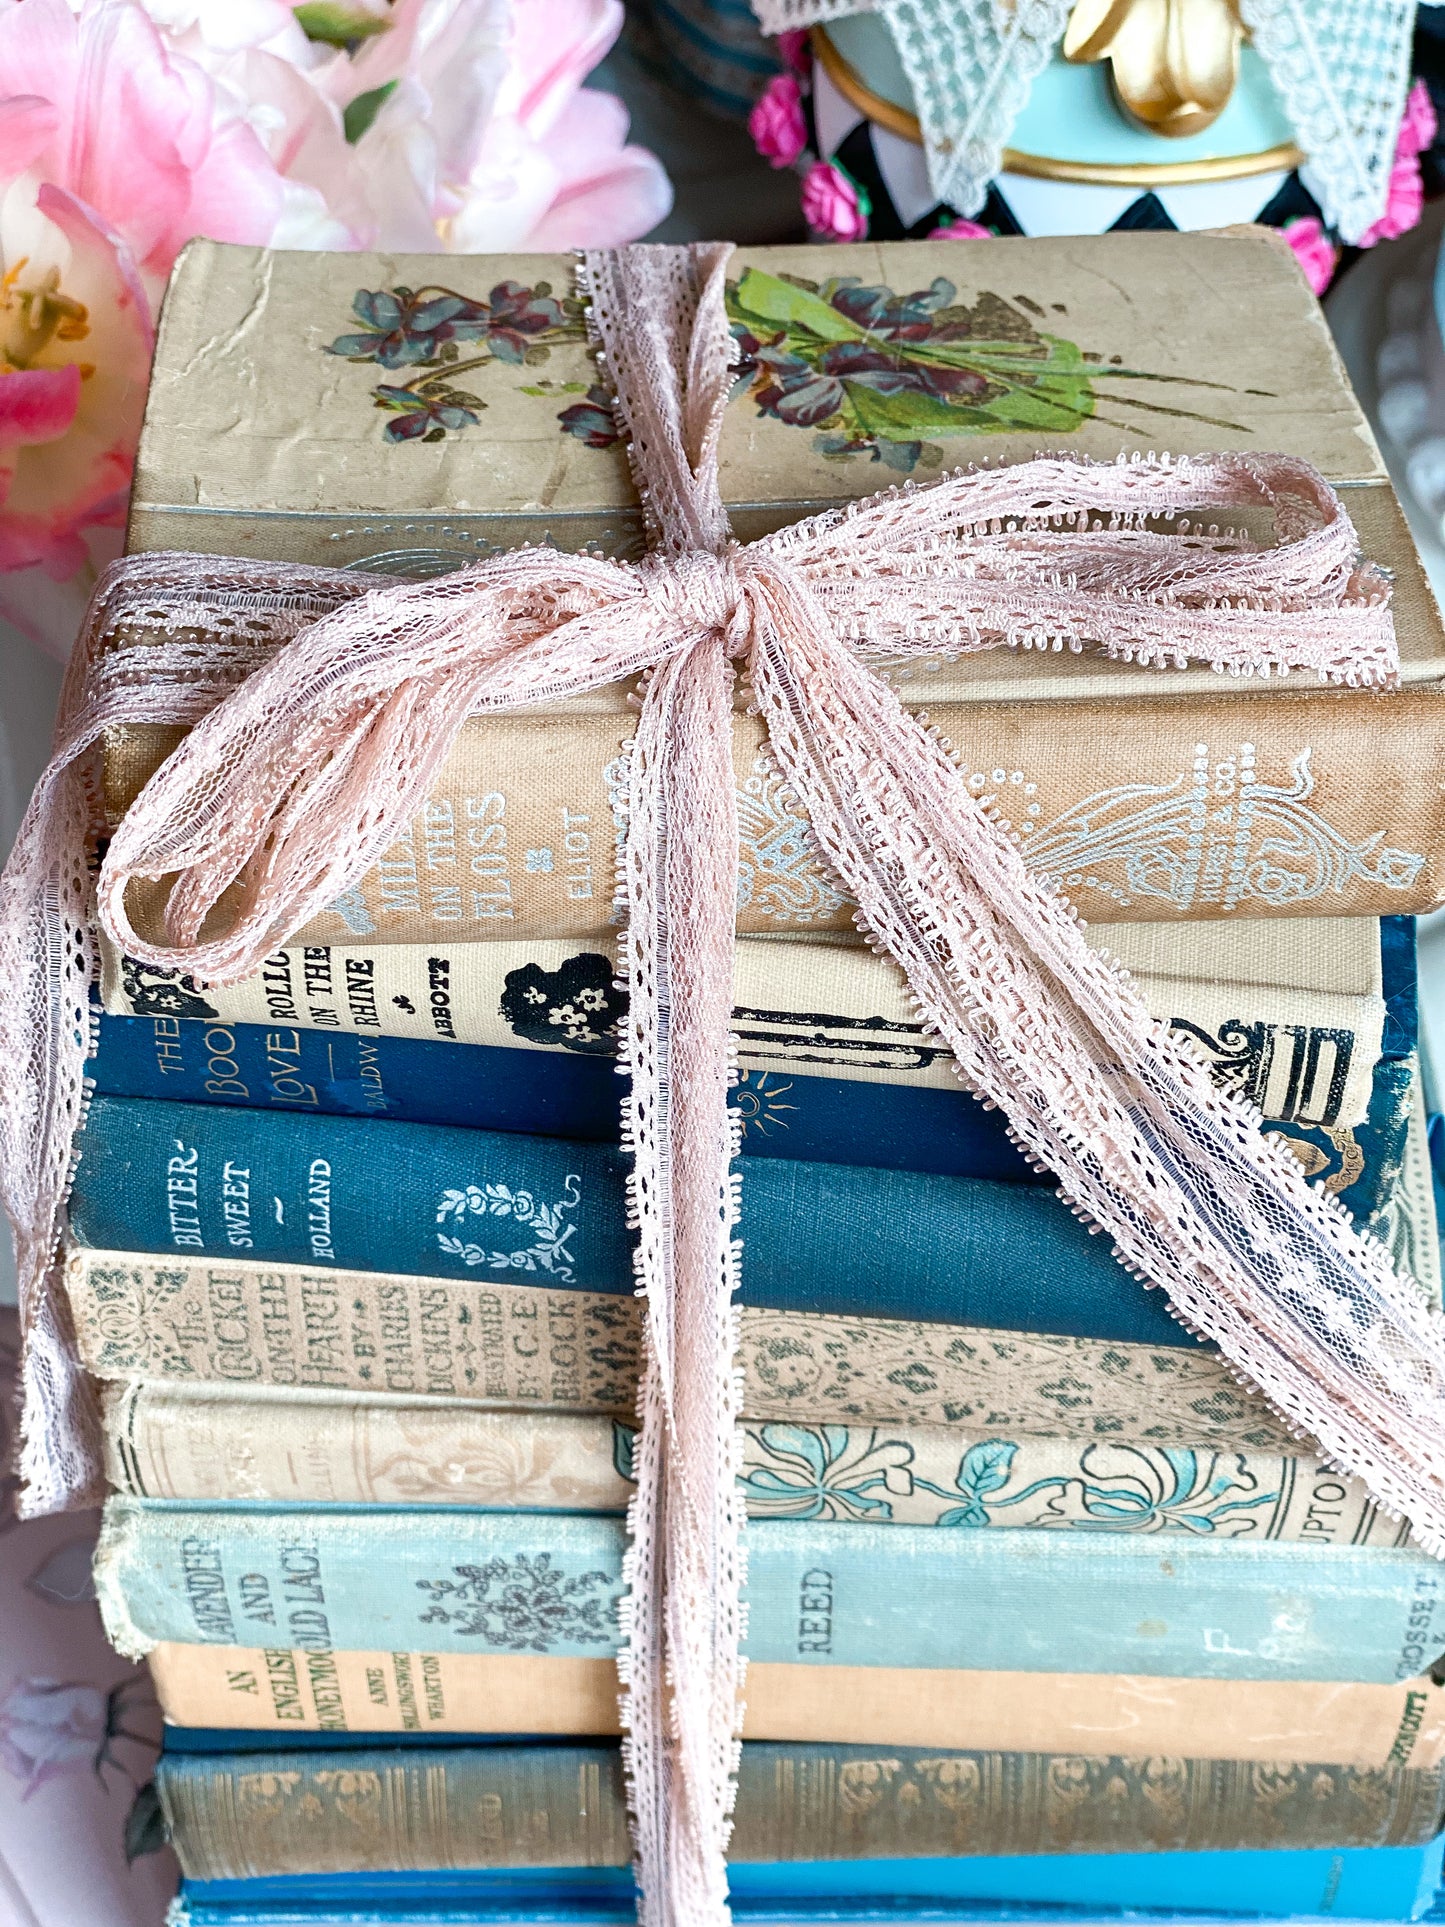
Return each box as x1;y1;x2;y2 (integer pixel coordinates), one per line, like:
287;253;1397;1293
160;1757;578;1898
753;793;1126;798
324;267;1247;472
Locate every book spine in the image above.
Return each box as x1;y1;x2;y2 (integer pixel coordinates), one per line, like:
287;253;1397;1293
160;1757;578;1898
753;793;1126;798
87;1009;1413;1216
102;1383;1405;1548
168;1844;1445;1923
96;1500;1445;1681
88;1006;1408;1192
155;1741;1445;1880
143;1644;1445;1769
104;690;1445;936
87;1014;1031;1184
59;1248;1303;1446
99;930;1386;1126
66;1095;1194;1347
1267;1053;1416;1247
164;1846;1445;1924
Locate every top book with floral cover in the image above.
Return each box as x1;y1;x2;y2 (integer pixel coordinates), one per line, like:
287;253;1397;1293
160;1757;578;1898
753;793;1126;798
127;230;1445;714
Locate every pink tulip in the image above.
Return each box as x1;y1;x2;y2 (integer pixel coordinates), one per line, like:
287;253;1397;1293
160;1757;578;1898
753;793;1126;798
800;159;869;243
0;0;287;285
341;0;670;251
0;0;672;657
749;72;808;170
1359;80;1438;247
1282;216;1339;296
0;183;155;651
929;217;993;240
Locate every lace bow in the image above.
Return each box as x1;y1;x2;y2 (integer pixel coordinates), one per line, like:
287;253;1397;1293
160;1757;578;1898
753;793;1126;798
2;242;1442;1927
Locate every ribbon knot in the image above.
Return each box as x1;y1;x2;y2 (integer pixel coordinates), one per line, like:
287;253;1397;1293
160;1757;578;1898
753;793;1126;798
2;243;1443;1927
640;548;755;658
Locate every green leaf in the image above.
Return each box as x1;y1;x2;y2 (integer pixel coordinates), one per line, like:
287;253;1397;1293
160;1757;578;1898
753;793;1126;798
977;379;1095;431
294;2;392;46
729;268;865;344
842;379;986;440
343;79;398;143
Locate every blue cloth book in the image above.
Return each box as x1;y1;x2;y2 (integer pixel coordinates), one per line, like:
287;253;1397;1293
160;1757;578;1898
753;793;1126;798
68;1094;1194;1345
84;1009;1419;1230
85;917;1419;1206
97;1501;1445;1684
85;1013;1030;1182
171;1837;1445;1923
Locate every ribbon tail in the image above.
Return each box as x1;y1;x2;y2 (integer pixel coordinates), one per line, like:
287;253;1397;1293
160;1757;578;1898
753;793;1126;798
750;595;1445;1550
0;617;189;1516
618;638;744;1927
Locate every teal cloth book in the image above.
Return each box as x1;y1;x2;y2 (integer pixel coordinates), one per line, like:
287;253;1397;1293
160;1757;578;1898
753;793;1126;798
172;1837;1445;1924
68;1094;1195;1345
156;1740;1445;1878
96;1501;1445;1684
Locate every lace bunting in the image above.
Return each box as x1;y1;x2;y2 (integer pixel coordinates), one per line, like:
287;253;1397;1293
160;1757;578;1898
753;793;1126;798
749;0;1415;243
1;242;1442;1927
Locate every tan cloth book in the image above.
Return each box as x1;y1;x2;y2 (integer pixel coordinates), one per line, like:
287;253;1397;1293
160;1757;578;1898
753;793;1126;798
144;1642;1445;1769
109;232;1445;930
101;1381;1404;1546
63;1247;1301;1447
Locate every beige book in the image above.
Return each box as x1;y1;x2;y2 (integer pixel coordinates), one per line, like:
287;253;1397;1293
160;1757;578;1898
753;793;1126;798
106;685;1445;937
130;234;1406;679
145;1643;1445;1769
112;234;1445;932
99;916;1386;1124
101;1382;1402;1545
64;1248;1300;1447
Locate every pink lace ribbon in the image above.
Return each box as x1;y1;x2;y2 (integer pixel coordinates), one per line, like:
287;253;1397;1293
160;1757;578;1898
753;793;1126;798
1;241;1442;1927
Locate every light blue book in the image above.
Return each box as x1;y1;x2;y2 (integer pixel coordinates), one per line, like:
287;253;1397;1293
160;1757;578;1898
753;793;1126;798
98;1502;1445;1684
172;1835;1445;1922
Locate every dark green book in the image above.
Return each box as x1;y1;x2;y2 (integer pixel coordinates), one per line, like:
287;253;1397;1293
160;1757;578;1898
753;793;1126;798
157;1742;1445;1879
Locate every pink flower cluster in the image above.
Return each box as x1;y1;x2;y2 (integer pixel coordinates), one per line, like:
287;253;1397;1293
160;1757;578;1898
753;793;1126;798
748;72;807;170
800;160;869;243
1281;217;1338;296
1360;79;1438;247
1284;80;1437;295
0;0;672;656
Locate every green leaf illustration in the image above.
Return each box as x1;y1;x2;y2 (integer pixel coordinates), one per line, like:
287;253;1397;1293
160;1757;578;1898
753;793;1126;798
843;381;977;439
731;269;865;344
976;384;1094;431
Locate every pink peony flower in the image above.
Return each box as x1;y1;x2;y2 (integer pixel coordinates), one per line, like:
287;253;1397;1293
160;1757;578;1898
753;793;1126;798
929;217;993;240
1282;216;1339;296
1359;79;1438;247
337;0;671;252
749;72;807;170
0;1678;110;1798
800;159;869;243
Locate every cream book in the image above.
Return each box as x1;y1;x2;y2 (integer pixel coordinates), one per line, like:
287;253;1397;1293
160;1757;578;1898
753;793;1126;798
144;1643;1445;1770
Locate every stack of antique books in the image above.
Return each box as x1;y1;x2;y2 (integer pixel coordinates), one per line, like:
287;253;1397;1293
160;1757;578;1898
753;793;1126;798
58;231;1445;1924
